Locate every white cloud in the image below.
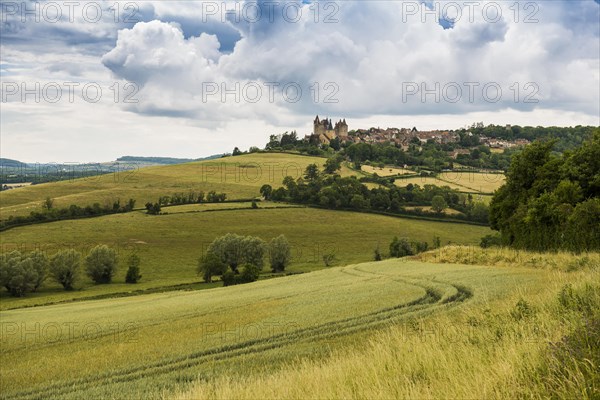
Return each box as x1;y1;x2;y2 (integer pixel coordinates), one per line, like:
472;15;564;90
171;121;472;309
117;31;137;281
1;0;599;161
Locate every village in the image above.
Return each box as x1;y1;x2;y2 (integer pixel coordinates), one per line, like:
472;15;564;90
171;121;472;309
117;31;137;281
307;116;531;156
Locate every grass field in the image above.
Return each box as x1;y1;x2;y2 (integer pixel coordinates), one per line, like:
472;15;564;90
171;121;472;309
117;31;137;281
0;207;491;309
1;249;597;400
361;165;413;177
395;172;505;194
0;153;327;219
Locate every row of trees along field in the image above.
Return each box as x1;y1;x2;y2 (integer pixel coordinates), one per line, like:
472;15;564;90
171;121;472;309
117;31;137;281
489;131;600;252
260;159;489;224
1;198;136;230
197;234;291;286
0;245;142;297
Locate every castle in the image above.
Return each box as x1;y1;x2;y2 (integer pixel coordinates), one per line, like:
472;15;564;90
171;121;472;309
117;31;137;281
313;116;348;144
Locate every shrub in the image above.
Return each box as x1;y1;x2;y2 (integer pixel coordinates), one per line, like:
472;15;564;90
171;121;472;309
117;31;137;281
374;247;382;261
197;252;227;283
390;237;413;258
480;233;503;248
239;264;260;283
323;252;337;267
50;249;82;290
221;271;236;287
125;254;142;284
85;245;118;284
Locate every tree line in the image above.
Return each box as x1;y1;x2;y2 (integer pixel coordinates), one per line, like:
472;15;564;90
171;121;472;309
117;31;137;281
490;130;600;252
197;234;292;286
145;191;227;215
1;198;137;231
0;245;142;297
260;161;490;224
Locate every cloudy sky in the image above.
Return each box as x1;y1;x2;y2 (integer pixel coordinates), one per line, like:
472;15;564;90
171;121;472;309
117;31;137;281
1;0;599;162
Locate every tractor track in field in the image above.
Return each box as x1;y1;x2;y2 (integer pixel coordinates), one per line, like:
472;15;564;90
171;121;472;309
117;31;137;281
3;265;473;400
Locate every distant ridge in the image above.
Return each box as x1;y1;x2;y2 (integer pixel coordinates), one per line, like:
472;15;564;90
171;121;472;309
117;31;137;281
0;158;27;168
116;155;225;165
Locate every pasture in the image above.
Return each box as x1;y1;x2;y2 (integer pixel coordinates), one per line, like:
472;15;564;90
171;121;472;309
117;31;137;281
361;165;413;177
0;207;491;309
395;171;505;194
0;153;326;219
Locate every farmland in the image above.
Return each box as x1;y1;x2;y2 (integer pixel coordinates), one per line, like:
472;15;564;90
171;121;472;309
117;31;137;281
0;206;491;309
395;171;505;194
0;153;326;219
1;250;597;400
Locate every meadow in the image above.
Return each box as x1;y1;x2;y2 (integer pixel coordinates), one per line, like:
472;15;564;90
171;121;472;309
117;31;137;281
1;248;597;400
0;205;490;309
395;172;505;194
0;153;327;219
361;165;413;177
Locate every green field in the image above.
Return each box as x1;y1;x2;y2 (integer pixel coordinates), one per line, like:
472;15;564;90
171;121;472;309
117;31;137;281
1;250;597;400
0;153;327;219
0;205;490;309
395;172;505;194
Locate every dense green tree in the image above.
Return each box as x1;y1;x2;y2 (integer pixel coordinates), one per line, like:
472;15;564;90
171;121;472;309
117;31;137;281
0;251;41;297
304;164;320;181
431;195;448;214
50;249;81;290
260;184;273;200
125;254;142;284
197;252;227;283
489;132;600;251
85;245;118;284
268;235;291;272
324;155;343;174
390;237;413;257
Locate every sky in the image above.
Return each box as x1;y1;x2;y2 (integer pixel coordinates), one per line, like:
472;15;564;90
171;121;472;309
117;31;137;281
1;0;599;163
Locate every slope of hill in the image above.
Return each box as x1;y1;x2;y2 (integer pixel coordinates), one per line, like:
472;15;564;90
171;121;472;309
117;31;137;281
0;256;550;399
0;153;327;219
0;205;490;309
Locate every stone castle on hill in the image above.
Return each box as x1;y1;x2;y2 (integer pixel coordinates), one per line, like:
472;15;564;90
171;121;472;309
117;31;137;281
313;116;348;144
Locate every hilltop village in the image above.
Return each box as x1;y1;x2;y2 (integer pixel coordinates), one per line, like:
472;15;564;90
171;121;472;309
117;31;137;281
306;116;531;154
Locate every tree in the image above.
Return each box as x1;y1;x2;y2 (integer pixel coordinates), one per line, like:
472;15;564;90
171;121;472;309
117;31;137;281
208;234;244;273
145;202;161;215
260;184;273;200
268;235;291;272
390;237;413;258
374;247;382;261
431;195;448;214
50;249;81;290
42;197;54;210
241;236;266;269
197;252;227;283
28;250;48;291
324;155;343;174
85;245;118;284
304;164;320;181
0;251;40;297
232;147;243;156
125;254;142;283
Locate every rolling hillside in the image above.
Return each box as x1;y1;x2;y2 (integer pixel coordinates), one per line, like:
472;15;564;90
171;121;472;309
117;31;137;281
0;205;490;309
0;153;334;219
0;257;550;400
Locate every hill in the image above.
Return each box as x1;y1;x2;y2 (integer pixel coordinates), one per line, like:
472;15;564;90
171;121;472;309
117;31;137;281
116;155;224;165
0;153;329;219
0;205;490;308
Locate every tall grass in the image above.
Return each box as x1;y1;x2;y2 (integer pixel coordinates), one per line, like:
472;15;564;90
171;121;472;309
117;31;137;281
173;250;599;400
